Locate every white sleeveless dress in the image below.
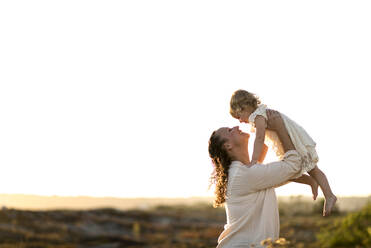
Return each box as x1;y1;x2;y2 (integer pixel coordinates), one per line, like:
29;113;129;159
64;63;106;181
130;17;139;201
249;105;318;175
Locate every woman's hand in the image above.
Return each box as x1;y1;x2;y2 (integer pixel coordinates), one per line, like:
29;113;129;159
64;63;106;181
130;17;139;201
266;109;295;152
266;109;281;130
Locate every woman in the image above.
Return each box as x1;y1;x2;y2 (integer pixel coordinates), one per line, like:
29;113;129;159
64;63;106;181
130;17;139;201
208;111;305;247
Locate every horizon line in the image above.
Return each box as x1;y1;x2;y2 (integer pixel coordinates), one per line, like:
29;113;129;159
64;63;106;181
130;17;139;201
1;193;370;199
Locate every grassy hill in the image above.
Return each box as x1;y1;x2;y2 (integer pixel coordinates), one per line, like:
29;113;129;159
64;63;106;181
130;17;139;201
0;196;369;248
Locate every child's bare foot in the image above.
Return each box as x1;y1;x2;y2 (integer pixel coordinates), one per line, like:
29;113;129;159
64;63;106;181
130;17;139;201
323;195;337;216
311;180;318;200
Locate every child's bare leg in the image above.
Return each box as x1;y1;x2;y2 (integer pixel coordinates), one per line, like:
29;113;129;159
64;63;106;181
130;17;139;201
308;166;337;216
290;174;318;200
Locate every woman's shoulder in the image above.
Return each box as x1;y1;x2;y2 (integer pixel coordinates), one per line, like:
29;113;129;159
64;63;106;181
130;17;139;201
230;160;245;167
230;161;251;172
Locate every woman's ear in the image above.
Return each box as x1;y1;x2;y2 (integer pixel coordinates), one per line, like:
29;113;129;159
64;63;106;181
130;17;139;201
224;142;232;151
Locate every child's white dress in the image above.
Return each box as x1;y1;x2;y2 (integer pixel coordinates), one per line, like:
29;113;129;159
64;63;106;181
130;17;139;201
249;104;318;175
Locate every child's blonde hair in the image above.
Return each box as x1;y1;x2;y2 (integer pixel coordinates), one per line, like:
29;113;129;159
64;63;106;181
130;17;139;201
230;89;261;118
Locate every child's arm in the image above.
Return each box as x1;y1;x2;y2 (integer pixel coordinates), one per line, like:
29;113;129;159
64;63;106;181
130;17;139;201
251;115;267;164
257;143;268;163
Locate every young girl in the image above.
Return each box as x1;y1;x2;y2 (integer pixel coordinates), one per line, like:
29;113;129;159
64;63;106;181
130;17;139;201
230;89;337;216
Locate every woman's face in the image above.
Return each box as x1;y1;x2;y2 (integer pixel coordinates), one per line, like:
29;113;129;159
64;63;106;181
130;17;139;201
215;126;249;149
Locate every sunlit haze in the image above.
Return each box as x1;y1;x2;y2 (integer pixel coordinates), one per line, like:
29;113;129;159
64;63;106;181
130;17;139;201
1;1;370;199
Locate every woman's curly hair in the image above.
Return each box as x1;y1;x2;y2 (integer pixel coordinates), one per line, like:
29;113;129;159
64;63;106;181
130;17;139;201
208;130;232;208
230;89;261;119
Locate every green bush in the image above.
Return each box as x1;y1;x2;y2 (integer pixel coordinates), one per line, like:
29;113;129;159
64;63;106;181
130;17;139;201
317;202;371;247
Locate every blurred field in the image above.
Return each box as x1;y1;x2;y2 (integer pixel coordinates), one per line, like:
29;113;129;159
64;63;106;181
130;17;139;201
0;196;369;248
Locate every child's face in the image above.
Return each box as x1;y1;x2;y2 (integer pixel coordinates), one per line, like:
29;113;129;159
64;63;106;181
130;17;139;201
237;106;255;124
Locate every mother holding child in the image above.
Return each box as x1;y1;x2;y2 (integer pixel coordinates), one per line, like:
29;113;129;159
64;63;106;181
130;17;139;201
208;90;337;247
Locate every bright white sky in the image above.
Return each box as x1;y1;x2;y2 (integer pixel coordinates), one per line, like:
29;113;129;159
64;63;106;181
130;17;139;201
1;1;370;199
